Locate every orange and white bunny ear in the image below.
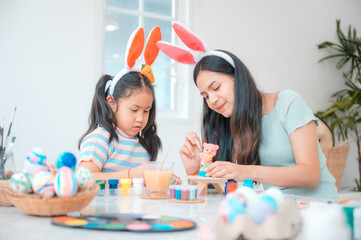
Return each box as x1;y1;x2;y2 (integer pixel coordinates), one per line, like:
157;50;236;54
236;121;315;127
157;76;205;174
140;26;162;83
144;26;161;66
125;27;145;69
156;41;196;64
172;22;208;52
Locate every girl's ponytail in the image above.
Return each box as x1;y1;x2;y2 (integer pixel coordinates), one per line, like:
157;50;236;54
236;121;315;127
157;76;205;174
78;75;118;149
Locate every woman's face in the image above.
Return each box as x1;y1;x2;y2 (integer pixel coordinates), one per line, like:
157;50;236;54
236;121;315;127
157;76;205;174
196;70;235;118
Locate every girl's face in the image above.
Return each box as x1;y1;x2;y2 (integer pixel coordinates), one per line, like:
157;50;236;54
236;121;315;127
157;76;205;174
109;89;153;137
196;70;235;118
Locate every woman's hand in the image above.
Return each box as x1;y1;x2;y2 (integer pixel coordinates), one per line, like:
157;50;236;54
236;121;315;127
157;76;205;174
179;131;202;174
205;161;243;181
172;174;182;185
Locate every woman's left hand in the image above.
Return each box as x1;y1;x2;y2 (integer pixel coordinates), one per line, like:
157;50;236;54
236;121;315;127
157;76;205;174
205;161;242;181
172;174;182;185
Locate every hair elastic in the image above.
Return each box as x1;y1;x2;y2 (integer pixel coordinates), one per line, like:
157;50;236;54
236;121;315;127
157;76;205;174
156;22;235;68
106;26;162;96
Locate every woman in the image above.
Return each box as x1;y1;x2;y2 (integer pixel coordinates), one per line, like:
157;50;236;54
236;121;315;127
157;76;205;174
179;50;338;200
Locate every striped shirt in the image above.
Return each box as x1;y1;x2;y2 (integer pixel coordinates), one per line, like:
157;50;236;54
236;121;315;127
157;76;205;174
80;127;150;172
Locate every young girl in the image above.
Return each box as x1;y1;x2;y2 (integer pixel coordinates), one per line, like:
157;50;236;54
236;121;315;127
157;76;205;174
78;72;160;180
79;26;181;184
158;23;338;199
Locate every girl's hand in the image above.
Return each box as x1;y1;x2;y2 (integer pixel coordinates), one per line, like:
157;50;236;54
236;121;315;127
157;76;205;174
179;131;202;174
172;174;182;185
205;161;242;181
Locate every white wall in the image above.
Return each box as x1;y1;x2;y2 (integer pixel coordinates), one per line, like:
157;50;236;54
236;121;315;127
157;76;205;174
1;0;360;190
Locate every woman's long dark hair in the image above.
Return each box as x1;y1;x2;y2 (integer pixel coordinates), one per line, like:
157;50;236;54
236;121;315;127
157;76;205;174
78;72;162;161
193;50;262;165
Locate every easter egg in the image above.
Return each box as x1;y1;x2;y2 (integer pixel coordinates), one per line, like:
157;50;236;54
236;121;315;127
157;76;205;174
74;167;94;189
259;194;278;211
247;198;275;225
56;152;77;170
218;191;247;224
54;166;78;198
226;195;246;223
264;187;284;206
23;148;47;177
10;172;32;193
236;186;258;205
31;171;55;198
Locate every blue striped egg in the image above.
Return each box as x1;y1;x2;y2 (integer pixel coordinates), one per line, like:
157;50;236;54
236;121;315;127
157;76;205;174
31;171;55;198
54;166;78;198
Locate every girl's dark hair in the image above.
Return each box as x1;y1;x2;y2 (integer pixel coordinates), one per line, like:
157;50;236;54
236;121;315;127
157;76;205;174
78;72;162;161
193;50;262;166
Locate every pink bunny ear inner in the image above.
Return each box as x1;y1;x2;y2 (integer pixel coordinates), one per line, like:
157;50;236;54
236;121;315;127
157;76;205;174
157;41;195;64
172;22;206;52
125;27;145;69
144;26;162;66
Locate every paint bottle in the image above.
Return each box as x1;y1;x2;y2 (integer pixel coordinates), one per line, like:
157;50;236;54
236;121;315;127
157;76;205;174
120;178;131;195
189;185;197;200
175;185;182;200
96;180;106;196
354;207;361;239
181;186;189;200
108;179;119;196
243;179;254;189
227;182;237;194
343;206;355;238
132;178;144;195
169;185;176;199
224;182;228;196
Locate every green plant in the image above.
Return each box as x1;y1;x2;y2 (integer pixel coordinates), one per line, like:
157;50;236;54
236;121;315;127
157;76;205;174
316;19;361;191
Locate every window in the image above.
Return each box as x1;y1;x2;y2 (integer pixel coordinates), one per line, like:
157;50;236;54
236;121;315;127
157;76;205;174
103;0;189;119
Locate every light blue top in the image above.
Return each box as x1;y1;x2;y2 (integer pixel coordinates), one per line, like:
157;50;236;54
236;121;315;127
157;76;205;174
260;89;338;200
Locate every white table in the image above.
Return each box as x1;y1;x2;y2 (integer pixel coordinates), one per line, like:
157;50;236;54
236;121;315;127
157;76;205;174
1;190;360;240
0;190;224;240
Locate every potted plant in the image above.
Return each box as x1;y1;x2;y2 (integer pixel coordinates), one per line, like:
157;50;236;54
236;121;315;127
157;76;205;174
316;19;361;191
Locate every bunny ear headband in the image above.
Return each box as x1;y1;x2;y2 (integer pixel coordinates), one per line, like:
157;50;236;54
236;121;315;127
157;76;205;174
156;22;234;68
106;26;161;96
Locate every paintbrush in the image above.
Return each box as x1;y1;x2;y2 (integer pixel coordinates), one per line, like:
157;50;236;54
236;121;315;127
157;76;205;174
3;136;16;168
194;137;202;151
0;115;4;150
160;145;171;171
3;106;17;153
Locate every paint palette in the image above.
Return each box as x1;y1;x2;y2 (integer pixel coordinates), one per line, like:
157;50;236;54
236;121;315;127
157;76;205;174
52;213;196;232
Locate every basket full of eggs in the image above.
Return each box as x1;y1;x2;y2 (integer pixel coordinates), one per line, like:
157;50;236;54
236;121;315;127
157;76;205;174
5;148;98;216
214;187;302;240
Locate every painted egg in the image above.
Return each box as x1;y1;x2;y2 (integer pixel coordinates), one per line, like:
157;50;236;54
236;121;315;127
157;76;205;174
247;197;277;225
46;164;57;176
31;171;55;198
74;167;94;189
236;186;258;204
23;148;48;177
56;152;77;170
264;187;284;206
10;172;32;193
54;166;78;198
259;194;278;211
218;191;247;224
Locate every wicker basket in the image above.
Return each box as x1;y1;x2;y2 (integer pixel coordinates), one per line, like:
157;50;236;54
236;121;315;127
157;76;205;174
5;184;99;216
0;180;13;206
322;140;350;191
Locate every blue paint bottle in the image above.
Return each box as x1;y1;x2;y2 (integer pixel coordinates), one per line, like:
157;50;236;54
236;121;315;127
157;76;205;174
108;179;119;196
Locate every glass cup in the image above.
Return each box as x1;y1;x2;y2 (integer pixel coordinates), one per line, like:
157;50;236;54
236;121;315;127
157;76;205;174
144;162;174;196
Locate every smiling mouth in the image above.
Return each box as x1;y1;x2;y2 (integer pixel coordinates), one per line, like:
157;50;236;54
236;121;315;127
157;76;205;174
134;126;141;131
218;104;225;110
